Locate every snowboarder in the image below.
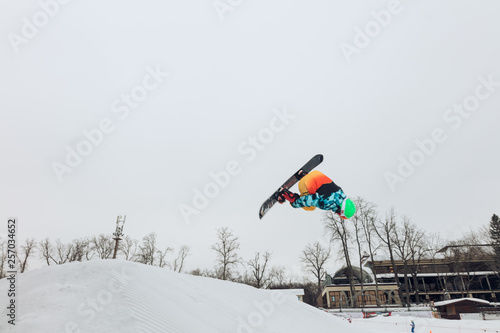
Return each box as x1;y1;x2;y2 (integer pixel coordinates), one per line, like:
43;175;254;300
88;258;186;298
277;170;356;219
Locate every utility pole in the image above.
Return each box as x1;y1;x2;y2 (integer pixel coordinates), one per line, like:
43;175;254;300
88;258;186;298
112;215;126;259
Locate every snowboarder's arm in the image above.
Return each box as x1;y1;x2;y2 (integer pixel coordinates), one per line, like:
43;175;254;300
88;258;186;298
291;191;345;212
290;194;321;209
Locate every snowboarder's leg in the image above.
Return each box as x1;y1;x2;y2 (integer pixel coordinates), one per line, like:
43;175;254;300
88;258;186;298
298;173;316;211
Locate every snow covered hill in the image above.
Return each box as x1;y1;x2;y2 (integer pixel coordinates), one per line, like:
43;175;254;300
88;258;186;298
0;260;364;333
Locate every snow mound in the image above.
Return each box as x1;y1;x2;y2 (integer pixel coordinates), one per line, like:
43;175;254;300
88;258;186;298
0;260;366;333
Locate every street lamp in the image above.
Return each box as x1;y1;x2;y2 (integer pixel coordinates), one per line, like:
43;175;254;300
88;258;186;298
112;215;126;259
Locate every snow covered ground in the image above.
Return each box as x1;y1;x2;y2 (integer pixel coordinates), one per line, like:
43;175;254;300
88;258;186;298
351;315;500;333
0;260;499;333
0;260;369;333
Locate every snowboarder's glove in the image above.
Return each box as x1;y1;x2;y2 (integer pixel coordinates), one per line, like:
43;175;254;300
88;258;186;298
281;189;299;203
277;193;286;204
278;194;286;204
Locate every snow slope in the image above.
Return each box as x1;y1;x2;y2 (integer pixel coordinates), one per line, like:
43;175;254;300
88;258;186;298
0;260;369;333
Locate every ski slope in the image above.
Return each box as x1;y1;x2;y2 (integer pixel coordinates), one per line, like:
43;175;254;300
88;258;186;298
1;260;499;332
0;260;369;333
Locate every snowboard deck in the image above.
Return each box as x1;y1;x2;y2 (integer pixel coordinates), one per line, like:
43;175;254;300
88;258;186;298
258;154;323;219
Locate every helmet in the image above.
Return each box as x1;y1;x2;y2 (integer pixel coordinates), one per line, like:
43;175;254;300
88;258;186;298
339;198;356;219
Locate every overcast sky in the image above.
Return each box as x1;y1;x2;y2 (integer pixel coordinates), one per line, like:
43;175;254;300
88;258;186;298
1;0;499;277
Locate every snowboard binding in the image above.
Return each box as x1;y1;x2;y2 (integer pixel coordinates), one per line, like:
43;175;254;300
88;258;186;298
295;170;307;180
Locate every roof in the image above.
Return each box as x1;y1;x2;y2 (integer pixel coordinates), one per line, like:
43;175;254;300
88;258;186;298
368;253;446;262
275;289;305;296
436;244;494;253
434;298;491;307
376;271;497;278
333;266;375;284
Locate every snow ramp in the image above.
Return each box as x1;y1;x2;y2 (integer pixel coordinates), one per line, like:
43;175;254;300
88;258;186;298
0;260;370;333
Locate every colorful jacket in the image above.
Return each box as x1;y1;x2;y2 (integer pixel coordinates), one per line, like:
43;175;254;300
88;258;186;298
291;170;345;213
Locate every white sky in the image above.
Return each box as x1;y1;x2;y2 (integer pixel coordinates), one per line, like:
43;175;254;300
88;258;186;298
1;0;499;277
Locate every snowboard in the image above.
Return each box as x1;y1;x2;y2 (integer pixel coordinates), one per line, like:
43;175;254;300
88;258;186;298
258;154;323;219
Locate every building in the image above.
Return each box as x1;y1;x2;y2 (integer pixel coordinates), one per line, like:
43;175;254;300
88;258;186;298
434;298;493;320
285;289;305;302
320;247;500;309
320;266;402;309
270;289;305;302
366;253;500;304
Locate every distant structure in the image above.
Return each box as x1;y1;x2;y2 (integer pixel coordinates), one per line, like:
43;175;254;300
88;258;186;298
434;298;495;320
367;247;499;304
320;266;401;309
112;215;126;259
277;289;305;302
319;245;500;309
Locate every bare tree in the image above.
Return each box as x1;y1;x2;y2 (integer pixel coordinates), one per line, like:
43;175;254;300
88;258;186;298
156;247;174;268
129;233;177;268
489;214;500;276
351;198;369;307
392;217;424;307
427;232;449;294
39;238;57;266
53;239;72;265
353;197;382;306
211;227;241;280
120;236;139;261
300;241;331;299
90;234;115;259
408;225;427;304
39;236;106;265
136;232;158;265
392;217;411;307
247;251;272;288
189;268;203;276
446;229;492;297
172;245;191;273
189;268;218;278
269;265;287;286
16;238;37;273
324;211;357;306
68;238;91;262
373;208;403;303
